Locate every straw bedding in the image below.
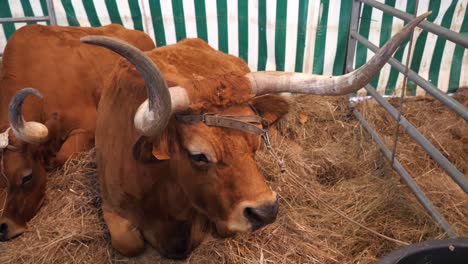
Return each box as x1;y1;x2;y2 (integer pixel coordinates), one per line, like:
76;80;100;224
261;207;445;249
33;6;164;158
0;93;466;264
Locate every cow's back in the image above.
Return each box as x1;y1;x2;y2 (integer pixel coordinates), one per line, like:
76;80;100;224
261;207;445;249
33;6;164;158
0;24;155;131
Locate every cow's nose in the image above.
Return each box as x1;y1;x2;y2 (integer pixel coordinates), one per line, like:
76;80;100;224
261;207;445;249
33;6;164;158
243;198;279;231
0;223;8;241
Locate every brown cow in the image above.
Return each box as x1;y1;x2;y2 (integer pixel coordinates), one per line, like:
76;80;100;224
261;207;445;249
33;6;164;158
0;24;155;241
82;13;429;259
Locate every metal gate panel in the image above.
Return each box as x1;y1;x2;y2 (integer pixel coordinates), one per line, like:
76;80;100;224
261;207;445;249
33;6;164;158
345;0;468;238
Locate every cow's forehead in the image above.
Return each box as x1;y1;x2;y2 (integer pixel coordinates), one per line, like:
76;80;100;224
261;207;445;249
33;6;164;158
115;38;256;112
148;39;254;110
195;102;257;115
2;149;29;179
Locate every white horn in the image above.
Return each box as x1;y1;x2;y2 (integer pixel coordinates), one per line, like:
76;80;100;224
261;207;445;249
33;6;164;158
80;36;191;137
247;11;431;96
8;88;49;144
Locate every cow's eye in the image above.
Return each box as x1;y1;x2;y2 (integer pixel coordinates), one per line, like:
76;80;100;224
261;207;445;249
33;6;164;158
189;153;209;164
22;173;33;185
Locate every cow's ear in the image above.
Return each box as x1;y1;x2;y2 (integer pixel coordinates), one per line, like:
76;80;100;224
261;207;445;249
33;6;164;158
250;95;290;125
133;136;155;163
133;134;172;163
151;137;171;161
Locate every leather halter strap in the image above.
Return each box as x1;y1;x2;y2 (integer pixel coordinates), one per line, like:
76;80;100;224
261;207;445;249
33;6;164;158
175;114;267;135
175;112;282;168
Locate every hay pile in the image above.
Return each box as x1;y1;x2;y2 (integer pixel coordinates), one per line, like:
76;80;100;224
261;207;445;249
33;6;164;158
0;94;466;263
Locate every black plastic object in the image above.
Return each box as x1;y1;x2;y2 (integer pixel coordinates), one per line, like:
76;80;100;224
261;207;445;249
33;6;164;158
377;237;468;264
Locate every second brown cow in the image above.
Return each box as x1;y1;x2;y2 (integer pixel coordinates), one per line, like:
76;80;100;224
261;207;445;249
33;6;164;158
0;24;154;241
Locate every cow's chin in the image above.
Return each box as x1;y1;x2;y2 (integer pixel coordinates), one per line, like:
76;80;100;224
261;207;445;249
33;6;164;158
213;206;253;237
214;218;252;238
6;225;26;240
31;195;46;219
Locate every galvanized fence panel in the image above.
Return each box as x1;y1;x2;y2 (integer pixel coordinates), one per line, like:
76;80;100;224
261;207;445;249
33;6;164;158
0;0;56;56
353;0;468;96
346;0;468;238
1;0;468;96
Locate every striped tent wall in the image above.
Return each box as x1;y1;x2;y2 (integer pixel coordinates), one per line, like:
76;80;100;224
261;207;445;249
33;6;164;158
1;0;467;96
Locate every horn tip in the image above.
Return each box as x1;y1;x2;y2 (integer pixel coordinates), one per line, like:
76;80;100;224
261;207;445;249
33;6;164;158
80;35;111;44
21;87;43;100
31;88;43;100
420;11;432;18
80;35;97;44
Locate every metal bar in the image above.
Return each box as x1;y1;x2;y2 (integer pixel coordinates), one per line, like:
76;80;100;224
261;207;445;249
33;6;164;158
345;0;362;74
350;31;468;121
46;0;57;25
0;16;50;24
359;0;468;49
352;107;457;238
362;84;468;193
391;0;419;164
0;0;57;57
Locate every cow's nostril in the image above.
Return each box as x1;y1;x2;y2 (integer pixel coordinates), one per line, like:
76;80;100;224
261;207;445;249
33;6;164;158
243;200;279;231
244;207;261;224
0;223;8;240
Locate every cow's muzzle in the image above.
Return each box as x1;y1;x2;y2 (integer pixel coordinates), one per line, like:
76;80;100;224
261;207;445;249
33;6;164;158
0;222;8;241
0;219;25;241
243;197;279;231
0;222;12;241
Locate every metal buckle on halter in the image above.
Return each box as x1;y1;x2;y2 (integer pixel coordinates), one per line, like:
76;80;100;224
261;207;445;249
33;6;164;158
201;112;215;123
261;130;271;148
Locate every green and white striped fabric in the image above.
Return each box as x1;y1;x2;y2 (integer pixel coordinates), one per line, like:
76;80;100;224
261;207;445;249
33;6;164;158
1;0;467;96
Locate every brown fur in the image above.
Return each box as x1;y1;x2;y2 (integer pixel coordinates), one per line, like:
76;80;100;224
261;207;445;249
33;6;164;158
0;24;155;240
96;38;289;259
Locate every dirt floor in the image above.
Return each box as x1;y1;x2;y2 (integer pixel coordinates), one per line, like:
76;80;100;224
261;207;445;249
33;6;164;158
0;93;466;264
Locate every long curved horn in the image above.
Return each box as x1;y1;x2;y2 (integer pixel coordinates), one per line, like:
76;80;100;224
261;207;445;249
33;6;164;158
80;36;190;137
8;88;49;144
247;11;431;96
